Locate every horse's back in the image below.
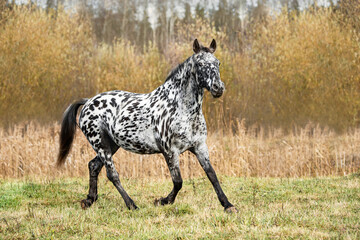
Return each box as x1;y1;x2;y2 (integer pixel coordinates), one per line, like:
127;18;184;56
79;90;160;154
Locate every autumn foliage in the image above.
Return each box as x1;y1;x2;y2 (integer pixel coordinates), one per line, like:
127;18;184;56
0;4;359;131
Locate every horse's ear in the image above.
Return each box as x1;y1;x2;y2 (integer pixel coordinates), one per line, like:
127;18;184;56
209;39;216;53
193;39;201;53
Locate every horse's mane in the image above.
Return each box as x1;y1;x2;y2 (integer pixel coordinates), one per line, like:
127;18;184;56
165;46;212;83
165;56;192;83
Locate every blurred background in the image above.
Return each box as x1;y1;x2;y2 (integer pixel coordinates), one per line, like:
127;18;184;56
1;0;360;178
0;0;359;132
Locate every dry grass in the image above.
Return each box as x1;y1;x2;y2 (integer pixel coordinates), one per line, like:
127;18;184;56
1;122;359;179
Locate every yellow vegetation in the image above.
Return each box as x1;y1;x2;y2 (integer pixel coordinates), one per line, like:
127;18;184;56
1;122;359;178
1;6;360;178
0;6;359;130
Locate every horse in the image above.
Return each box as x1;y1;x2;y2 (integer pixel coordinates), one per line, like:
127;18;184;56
57;39;237;213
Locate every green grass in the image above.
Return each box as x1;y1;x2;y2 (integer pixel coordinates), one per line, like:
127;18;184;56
0;175;359;239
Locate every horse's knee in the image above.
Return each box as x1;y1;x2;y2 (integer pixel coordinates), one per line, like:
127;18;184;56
88;160;96;176
88;159;95;170
88;157;103;176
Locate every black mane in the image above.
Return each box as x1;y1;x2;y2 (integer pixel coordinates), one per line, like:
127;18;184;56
165;56;192;83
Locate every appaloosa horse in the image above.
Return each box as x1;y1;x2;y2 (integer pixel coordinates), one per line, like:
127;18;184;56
57;39;237;213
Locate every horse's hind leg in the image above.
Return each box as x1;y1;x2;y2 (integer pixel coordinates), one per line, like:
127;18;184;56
80;123;120;209
96;127;138;210
81;156;104;209
102;153;138;210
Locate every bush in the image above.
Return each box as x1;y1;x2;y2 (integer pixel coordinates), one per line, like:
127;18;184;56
229;9;360;131
0;6;359;131
0;6;96;125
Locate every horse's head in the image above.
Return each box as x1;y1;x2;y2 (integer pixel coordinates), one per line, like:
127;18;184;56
193;39;224;98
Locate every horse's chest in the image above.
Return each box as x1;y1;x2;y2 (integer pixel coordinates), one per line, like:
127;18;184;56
167;114;207;152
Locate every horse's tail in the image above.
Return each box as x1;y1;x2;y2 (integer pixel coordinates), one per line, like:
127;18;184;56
57;98;88;167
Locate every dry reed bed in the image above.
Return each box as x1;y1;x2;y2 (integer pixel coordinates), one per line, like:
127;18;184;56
0;122;359;179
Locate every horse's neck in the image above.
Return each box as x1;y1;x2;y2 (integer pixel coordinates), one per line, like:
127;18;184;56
160;58;204;115
180;74;204;113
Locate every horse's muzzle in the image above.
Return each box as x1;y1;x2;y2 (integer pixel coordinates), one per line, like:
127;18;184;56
211;81;225;98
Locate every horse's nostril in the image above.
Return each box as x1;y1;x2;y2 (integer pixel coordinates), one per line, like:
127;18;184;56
213;84;219;91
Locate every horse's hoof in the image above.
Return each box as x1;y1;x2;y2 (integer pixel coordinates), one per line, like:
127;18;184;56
225;206;238;214
154;197;167;206
154;198;162;206
80;199;92;210
129;204;139;210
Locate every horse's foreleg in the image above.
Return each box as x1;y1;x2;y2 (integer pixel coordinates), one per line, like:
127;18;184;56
191;144;237;213
81;156;104;209
155;154;183;206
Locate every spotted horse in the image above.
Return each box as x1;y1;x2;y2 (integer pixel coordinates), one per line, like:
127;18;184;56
57;39;237;213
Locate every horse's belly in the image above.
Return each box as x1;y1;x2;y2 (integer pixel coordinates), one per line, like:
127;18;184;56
112;127;160;154
118;140;160;154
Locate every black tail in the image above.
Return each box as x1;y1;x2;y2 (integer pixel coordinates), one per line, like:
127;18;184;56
57;98;88;167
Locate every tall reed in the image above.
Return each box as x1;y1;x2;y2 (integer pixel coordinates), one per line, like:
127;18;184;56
1;122;359;179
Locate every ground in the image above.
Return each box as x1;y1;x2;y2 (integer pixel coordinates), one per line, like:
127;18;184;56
0;175;359;239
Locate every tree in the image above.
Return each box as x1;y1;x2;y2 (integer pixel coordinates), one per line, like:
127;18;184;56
213;0;228;30
138;0;153;49
195;2;205;19
183;2;193;24
248;0;268;24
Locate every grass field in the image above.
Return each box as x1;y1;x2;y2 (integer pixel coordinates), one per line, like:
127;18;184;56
1;123;360;238
0;175;359;239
